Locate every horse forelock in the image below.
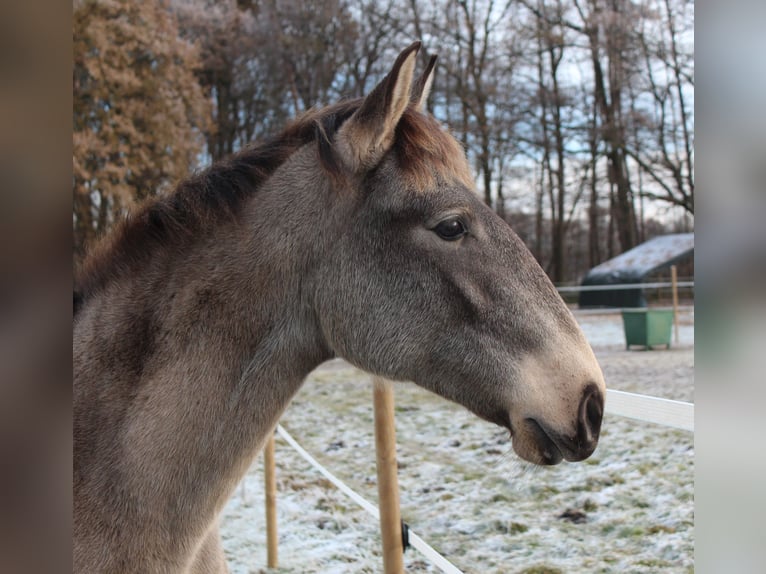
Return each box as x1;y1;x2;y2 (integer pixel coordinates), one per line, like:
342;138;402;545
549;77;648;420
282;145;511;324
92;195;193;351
393;109;474;190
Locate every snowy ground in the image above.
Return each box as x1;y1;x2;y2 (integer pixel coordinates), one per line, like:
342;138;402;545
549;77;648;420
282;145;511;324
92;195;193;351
221;309;694;573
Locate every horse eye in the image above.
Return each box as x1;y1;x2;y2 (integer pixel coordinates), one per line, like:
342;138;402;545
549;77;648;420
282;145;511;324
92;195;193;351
433;217;467;241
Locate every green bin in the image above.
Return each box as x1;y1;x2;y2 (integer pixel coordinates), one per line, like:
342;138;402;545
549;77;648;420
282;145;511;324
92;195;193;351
621;309;674;350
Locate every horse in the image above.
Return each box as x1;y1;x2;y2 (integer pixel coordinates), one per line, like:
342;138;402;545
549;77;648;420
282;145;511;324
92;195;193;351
74;42;605;573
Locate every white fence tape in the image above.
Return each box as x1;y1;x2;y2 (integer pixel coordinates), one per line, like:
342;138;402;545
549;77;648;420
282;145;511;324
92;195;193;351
605;389;694;431
556;281;694;292
276;425;465;574
276;425;379;518
407;531;464;574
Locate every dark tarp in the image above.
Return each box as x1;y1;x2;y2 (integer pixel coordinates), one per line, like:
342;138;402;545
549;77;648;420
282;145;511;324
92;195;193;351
579;233;694;308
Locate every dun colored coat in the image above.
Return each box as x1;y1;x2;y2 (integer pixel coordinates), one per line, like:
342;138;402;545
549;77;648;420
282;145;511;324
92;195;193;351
74;43;605;573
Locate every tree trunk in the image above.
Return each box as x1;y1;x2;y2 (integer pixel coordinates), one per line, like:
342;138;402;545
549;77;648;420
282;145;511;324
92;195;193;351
587;101;601;269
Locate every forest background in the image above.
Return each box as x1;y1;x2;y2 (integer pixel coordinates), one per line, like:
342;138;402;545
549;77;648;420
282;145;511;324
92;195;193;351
72;0;694;284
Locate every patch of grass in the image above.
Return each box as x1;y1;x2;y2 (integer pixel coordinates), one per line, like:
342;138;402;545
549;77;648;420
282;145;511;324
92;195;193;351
571;474;626;492
678;490;694;502
492;520;528;534
518;565;563;574
647;524;677;535
583;499;598;512
636;558;671;568
329;552;362;563
316;517;343;533
286;477;334;492
635;462;653;476
395;405;419;413
531;485;560;497
461;471;486;482
618;525;645;538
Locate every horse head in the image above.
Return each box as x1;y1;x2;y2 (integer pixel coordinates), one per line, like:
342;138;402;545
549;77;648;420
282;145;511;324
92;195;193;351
313;43;605;465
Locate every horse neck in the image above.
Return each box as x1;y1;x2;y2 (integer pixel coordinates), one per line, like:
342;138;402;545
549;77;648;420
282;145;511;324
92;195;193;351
75;166;335;542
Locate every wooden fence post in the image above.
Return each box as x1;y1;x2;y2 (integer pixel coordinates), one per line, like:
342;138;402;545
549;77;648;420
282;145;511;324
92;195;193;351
373;377;404;574
264;430;278;569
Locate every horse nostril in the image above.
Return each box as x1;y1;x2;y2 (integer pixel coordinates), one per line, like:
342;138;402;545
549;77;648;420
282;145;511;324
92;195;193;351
579;384;604;444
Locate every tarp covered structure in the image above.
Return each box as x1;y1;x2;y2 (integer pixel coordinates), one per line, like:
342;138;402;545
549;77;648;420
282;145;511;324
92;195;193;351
579;233;694;308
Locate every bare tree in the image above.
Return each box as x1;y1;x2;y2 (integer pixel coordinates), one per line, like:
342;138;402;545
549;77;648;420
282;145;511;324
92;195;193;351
175;0;362;160
265;0;359;110
630;0;694;213
518;0;593;281
569;0;640;252
427;0;521;213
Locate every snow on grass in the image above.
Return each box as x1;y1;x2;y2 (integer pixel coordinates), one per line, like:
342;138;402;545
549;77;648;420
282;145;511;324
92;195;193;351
221;311;694;573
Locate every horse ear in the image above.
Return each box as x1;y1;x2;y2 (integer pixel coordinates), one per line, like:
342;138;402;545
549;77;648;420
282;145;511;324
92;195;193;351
336;42;421;172
411;54;437;112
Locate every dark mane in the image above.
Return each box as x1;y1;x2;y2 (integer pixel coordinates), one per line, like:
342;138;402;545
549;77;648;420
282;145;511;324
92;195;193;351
73;100;466;315
74;100;361;313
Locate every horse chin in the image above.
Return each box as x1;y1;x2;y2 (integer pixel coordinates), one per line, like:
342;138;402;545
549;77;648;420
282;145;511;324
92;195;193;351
510;419;565;466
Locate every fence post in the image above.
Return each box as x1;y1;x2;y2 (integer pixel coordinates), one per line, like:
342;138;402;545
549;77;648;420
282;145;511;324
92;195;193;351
670;265;680;345
373;377;404;574
264;430;278;569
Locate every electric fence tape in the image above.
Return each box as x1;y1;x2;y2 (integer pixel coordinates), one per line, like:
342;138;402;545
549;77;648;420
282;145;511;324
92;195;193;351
276;425;465;574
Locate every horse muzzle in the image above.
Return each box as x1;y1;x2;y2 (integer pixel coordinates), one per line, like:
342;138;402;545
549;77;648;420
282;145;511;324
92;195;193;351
513;383;604;465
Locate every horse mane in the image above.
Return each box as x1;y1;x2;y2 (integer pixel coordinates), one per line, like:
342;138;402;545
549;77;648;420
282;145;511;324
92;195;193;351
74;100;467;315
